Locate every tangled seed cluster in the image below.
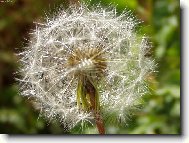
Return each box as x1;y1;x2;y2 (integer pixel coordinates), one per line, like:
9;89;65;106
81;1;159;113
18;3;155;131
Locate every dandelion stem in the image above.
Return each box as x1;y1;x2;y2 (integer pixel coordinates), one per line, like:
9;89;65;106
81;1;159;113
85;78;105;134
94;112;105;134
77;76;105;134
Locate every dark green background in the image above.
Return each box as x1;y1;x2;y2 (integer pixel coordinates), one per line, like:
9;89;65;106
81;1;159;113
0;0;180;134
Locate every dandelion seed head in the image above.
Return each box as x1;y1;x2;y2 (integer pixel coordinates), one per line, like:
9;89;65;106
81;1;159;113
18;3;155;131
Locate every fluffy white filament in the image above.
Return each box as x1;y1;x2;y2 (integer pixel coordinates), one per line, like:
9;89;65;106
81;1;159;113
18;3;155;131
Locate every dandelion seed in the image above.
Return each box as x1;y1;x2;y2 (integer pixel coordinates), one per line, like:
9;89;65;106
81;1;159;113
18;3;155;134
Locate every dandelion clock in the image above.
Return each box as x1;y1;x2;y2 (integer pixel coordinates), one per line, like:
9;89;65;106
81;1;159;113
18;2;155;134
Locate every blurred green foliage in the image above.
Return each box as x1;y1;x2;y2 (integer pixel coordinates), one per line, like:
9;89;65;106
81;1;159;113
0;0;180;134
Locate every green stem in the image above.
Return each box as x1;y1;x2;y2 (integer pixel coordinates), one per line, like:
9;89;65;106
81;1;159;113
76;76;105;134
